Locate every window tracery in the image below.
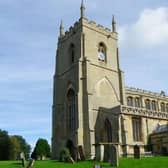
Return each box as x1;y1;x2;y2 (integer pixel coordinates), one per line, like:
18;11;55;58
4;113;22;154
67;89;76;132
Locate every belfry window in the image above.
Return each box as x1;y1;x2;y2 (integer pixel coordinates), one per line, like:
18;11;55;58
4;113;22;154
98;42;106;61
127;96;133;106
69;44;75;64
67;89;76;131
132;117;142;141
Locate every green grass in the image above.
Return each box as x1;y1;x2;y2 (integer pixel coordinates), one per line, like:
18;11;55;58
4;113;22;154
0;157;168;168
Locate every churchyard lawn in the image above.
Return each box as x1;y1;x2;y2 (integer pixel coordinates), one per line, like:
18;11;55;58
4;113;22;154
0;157;167;168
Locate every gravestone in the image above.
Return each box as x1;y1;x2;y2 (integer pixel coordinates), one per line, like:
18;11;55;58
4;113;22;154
110;145;119;167
67;156;75;163
27;159;35;168
78;145;85;160
20;152;26;167
134;145;140;159
93;165;102;168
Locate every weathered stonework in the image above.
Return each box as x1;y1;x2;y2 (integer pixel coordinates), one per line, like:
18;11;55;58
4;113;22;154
52;2;168;159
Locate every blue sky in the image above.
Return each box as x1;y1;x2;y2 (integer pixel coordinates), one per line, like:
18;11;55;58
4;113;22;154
0;0;168;149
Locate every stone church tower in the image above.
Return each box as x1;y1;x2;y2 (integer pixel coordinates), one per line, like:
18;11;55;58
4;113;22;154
52;1;125;159
52;1;168;160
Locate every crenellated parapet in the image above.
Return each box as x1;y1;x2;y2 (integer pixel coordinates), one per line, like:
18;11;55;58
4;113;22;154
59;17;117;42
125;86;168;99
58;0;117;42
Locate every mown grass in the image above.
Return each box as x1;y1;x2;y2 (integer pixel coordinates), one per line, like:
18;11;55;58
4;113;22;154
0;157;167;168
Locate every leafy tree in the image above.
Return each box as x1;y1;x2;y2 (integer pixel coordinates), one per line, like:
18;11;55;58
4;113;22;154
31;138;50;160
13;135;31;159
9;136;21;160
0;129;10;160
0;129;31;160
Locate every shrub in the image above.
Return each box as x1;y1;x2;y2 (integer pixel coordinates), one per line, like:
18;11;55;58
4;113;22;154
59;148;71;162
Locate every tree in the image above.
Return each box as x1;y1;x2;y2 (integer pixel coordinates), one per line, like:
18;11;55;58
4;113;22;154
9;136;21;160
13;135;31;159
31;138;50;160
0;129;10;160
0;130;31;160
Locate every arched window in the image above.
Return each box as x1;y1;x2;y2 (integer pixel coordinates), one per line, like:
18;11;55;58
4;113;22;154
69;44;75;64
132;117;141;141
104;119;112;142
145;99;151;110
127;96;133;106
151;100;157;111
161;102;165;112
98;42;106;61
67;89;76;131
135;97;140;108
166;104;168;112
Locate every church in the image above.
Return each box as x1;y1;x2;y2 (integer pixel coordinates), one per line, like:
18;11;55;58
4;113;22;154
52;1;168;159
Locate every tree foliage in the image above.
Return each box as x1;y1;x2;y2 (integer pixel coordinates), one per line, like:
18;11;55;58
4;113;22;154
0;129;11;160
0;129;31;160
13;135;31;159
31;138;50;160
9;136;21;160
59;147;71;162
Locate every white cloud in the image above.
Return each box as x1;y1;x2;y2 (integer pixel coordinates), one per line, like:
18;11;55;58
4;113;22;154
119;7;168;48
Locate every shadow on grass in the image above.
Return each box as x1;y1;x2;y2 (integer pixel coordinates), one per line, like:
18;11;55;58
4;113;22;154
12;162;22;165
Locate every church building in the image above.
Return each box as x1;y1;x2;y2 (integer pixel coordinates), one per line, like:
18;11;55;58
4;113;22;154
52;1;168;159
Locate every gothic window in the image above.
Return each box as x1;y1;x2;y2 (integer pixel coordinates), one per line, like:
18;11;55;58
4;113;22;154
161;102;165;112
67;89;76;131
135;97;140;108
98;42;106;61
127;96;133;106
69;44;75;64
145;99;151;110
166;104;168;112
132;117;142;141
151;100;157;111
105;119;112;142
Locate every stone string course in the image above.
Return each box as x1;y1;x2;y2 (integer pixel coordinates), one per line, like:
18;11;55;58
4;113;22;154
121;105;168;120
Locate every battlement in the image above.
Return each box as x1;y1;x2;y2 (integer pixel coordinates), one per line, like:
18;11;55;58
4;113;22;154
125;86;168;99
59;17;117;41
83;18;115;35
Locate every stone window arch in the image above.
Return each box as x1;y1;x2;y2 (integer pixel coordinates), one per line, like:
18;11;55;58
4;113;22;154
127;96;133;106
135;97;140;107
145;99;151;110
67;89;76;132
104;118;112;142
151;100;157;111
161;102;166;112
98;42;106;62
69;43;75;64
